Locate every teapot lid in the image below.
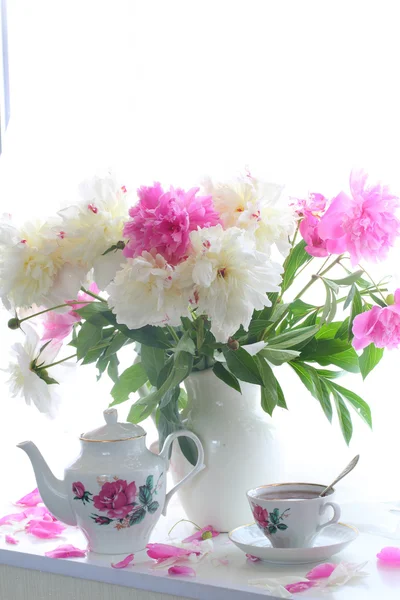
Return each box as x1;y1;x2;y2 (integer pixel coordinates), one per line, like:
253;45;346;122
80;409;146;442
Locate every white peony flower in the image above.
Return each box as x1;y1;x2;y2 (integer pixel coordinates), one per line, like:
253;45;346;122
5;325;62;417
179;225;283;342
0;217;64;310
203;175;297;257
58;171;130;286
107;251;190;329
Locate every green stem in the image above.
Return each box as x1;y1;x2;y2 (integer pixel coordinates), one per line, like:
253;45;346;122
290;223;299;248
19;304;72;323
168;518;201;537
358;266;387;304
80;287;107;303
167;325;180;343
262;255;343;340
36;354;77;370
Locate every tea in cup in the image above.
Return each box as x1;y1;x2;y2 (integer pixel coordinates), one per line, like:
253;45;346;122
247;483;341;548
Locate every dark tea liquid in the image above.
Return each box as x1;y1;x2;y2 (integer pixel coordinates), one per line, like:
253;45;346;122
259;491;320;501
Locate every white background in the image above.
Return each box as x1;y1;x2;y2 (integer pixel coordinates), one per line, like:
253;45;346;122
0;0;399;503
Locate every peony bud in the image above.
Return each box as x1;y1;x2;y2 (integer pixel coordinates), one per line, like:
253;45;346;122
8;318;20;330
201;530;213;540
227;337;239;350
386;293;395;305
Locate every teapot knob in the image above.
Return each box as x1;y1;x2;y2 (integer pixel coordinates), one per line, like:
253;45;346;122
103;408;118;425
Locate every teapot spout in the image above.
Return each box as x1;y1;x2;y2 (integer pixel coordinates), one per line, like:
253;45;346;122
17;441;77;526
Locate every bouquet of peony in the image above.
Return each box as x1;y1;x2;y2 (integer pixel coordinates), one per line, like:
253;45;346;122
1;169;399;462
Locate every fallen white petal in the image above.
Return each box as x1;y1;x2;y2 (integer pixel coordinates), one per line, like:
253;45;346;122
321;561;369;587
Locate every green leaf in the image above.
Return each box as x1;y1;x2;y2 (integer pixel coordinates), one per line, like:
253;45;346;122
268;524;277;534
318;379;333;422
348;287;363;341
81;345;106;365
288;299;316;317
212;362;242;393
329;384;353;444
270;513;279;524
222;347;264;385
316;348;360;373
281;240;313;293
343;283;356;310
256;357;278;416
146;475;154;490
36;369;59;385
116;324;171;349
128;352;193;423
178;436;199;467
260;348;300;366
141;346;165;386
110;363;149;406
107;355;119;383
358;343;384;380
276;379;288;409
104;332;132;357
322;278;340;294
316;369;344;380
289;362;331;422
368;292;387;308
268;303;290;324
173;331;196;356
157;358;174;388
147;501;160;514
139;484;152;506
267;326;320;349
334;317;350;340
76;302;111;323
129;506;146;525
76;321;102;360
277;523;288;530
329;270;364;286
329;382;372;428
300;338;352;361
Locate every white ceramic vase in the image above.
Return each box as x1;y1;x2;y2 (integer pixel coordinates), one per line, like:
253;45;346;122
170;368;282;533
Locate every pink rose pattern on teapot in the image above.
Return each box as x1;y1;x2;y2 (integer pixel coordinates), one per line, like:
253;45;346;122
72;473;163;529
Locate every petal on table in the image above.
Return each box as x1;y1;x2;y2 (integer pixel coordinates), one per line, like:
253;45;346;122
168;566;196;577
15;488;42;507
111;554;135;569
377;547;400;566
45;544;87;558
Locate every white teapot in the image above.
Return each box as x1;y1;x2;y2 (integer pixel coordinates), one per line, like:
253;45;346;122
18;408;205;554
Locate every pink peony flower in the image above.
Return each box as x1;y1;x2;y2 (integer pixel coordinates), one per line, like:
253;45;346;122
42;283;100;342
72;482;85;499
93;479;137;519
252;504;269;528
299;214;329;257
15;487;42;507
377;546;400;565
293;193;328;217
318;169;400;265
123;183;220;265
352;289;400;350
111;553;135;569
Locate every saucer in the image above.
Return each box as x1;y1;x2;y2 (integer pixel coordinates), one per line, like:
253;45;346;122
229;522;358;565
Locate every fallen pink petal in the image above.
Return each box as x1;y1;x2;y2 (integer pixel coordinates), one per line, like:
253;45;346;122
25;519;66;539
306;562;337;579
246;554;261;562
377;547;400;565
182;525;220;543
23;506;56;520
168;565;196;577
5;534;19;545
285;581;316;593
211;557;229;567
45;544;87;559
111;554;135;569
15;488;42;507
147;543;199;560
0;511;27;526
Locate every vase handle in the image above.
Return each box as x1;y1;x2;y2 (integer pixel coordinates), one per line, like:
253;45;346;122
159;431;205;516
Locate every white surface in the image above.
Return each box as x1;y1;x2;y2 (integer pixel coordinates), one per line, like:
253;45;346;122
229;522;358;565
171;370;282;532
1;498;400;600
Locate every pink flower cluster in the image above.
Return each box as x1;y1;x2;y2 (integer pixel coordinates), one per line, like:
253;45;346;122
352;289;400;350
123;183;220;265
298;170;400;265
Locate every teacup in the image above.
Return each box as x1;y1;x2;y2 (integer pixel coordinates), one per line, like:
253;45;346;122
247;483;341;548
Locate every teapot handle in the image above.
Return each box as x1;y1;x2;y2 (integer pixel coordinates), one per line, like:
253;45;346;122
159;431;205;516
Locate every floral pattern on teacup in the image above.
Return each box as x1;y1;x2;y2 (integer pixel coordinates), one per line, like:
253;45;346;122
251;503;290;534
72;473;163;529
